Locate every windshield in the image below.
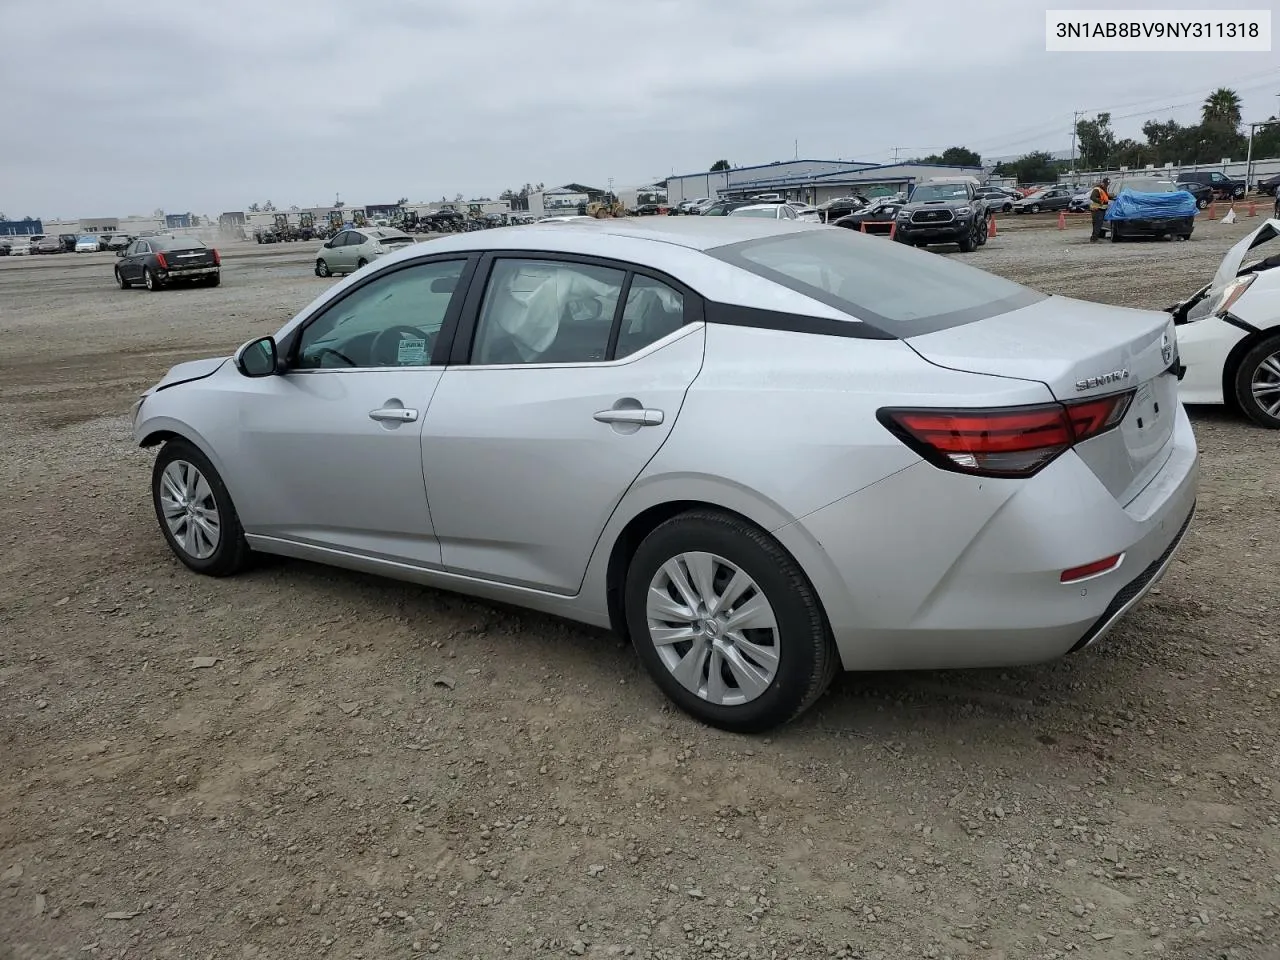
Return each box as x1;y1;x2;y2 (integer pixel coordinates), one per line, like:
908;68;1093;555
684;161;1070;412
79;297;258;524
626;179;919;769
1117;179;1176;194
376;232;414;243
152;235;206;250
711;228;1044;335
910;183;969;203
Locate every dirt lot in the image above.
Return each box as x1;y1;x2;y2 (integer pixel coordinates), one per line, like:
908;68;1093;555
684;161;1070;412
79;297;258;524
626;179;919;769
2;218;1278;960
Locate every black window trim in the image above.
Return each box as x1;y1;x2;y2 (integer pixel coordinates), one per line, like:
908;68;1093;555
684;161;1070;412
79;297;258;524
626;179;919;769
281;252;480;371
707;234;1047;338
447;250;705;367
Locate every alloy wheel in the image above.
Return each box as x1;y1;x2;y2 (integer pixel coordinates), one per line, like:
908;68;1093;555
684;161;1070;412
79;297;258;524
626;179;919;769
1251;349;1280;420
158;460;222;560
645;552;780;706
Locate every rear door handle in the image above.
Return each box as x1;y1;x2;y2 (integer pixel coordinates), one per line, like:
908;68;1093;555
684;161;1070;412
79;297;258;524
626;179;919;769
369;407;418;423
594;408;663;426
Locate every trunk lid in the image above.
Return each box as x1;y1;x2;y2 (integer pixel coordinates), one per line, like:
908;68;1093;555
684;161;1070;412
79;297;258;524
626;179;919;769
164;245;217;267
905;295;1180;505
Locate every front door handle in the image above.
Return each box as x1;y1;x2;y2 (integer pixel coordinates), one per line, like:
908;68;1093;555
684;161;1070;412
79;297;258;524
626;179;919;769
594;408;663;426
369;407;418;423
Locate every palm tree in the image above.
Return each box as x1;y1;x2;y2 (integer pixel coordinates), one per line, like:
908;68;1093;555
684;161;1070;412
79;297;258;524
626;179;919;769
1202;87;1243;129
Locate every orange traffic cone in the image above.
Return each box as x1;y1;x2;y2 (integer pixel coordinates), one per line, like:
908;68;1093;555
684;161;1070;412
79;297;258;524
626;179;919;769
1248;199;1258;217
859;223;867;233
988;216;998;238
1057;210;1066;230
1207;200;1217;219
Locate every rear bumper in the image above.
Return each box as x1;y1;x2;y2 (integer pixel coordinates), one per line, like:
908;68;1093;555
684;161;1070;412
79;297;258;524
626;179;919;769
774;404;1199;671
1109;216;1194;235
159;265;219;279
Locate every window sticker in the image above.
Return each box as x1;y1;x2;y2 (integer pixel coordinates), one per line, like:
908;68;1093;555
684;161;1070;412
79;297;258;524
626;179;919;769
397;337;427;365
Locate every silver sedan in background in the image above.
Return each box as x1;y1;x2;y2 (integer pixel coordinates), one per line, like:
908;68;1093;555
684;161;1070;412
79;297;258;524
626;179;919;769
133;218;1197;732
315;227;416;277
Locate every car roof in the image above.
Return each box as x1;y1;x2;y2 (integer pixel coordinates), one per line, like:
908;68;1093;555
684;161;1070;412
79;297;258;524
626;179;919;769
276;218;861;340
731;204;782;212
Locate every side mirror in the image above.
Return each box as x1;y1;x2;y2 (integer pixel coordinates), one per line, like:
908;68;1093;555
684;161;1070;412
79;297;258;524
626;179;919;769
234;336;279;377
116;249;125;257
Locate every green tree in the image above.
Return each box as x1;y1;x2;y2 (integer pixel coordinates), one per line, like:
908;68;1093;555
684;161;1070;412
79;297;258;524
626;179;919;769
1005;151;1063;185
1075;113;1116;169
709;160;731;171
920;146;982;167
248;202;260;212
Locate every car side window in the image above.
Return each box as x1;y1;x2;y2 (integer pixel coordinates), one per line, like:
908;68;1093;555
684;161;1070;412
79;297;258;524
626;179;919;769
347;232;365;246
295;259;466;370
615;276;687;359
328;231;347;246
472;259;625;365
138;242;150;255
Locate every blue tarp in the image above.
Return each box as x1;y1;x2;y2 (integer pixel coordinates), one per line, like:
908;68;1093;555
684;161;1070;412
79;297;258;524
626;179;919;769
1104;188;1198;221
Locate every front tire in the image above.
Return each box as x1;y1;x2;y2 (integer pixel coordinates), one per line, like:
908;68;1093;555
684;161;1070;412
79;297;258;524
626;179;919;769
152;439;251;576
1233;335;1280;429
1030;203;1041;213
623;510;838;733
356;258;368;270
206;273;221;287
116;268;130;289
316;258;331;277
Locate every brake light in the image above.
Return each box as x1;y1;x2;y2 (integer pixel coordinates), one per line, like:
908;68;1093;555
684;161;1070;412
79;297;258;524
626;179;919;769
877;391;1134;478
212;249;221;266
155;252;168;269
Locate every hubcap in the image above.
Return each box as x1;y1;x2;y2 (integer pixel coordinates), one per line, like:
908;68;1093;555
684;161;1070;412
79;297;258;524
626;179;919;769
645;552;780;707
1251;350;1280;419
159;460;221;559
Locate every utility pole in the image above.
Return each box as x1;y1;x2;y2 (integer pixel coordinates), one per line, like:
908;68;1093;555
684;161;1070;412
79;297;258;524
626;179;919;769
1070;110;1082;181
891;146;903;162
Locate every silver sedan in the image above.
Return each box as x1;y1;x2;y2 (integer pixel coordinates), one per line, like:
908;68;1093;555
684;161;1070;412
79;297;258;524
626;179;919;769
133;218;1197;732
314;227;417;277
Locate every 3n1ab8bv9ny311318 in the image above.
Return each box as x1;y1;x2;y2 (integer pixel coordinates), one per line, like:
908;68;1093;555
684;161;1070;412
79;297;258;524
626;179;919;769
115;234;221;291
131;217;1196;734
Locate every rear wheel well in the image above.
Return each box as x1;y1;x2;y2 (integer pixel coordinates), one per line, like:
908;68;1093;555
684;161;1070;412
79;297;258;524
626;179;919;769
605;500;790;641
1221;325;1280;413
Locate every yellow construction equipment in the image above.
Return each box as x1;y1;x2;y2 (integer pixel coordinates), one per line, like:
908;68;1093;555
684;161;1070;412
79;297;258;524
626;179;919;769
587;199;626;218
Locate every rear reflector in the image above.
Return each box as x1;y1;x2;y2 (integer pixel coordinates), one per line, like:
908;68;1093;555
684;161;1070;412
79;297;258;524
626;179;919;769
1061;553;1123;583
877;390;1134;478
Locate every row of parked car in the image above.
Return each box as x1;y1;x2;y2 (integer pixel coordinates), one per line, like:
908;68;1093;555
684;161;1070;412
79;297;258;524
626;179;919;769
0;232;134;256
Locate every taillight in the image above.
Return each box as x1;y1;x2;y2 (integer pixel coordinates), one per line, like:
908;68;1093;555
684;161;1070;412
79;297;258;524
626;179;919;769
877;391;1134;478
155;252;168;269
212;249;221;266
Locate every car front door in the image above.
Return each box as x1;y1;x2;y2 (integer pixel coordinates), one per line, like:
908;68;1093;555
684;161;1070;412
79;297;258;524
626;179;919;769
421;255;705;593
228;255;474;565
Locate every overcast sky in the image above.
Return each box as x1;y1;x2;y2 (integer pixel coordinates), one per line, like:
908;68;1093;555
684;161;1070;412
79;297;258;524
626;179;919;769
2;0;1277;218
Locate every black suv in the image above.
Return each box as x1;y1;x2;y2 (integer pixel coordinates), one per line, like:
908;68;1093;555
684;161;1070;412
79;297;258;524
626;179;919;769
894;179;989;252
1178;169;1246;200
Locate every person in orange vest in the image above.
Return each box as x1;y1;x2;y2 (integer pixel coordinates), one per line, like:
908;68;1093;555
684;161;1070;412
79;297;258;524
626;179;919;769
1089;177;1111;243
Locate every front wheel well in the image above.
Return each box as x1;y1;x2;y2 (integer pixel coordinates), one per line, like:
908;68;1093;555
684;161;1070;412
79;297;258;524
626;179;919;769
1221;325;1280;412
604;500;791;641
139;429;180;449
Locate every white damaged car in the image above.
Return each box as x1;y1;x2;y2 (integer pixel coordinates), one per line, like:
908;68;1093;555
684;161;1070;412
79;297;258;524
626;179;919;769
1169;219;1280;428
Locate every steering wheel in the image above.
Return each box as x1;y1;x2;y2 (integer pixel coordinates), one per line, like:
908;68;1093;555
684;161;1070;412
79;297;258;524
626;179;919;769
371;325;434;366
313;347;356;367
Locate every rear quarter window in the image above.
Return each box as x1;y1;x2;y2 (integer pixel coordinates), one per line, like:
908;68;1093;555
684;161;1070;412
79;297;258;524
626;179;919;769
710;228;1045;336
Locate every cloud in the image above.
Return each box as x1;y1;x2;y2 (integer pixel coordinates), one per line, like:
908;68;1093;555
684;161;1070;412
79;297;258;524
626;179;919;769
0;0;1273;217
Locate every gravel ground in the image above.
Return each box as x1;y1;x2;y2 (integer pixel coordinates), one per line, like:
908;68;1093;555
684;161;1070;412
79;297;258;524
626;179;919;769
2;218;1278;960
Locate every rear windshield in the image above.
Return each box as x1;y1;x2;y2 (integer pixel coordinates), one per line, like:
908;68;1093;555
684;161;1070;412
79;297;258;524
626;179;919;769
153;235;206;250
711;228;1045;335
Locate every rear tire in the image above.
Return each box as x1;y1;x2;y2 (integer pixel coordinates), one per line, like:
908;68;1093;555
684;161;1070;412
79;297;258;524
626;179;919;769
206;273;220;287
623;509;838;734
1233;335;1280;429
143;267;161;291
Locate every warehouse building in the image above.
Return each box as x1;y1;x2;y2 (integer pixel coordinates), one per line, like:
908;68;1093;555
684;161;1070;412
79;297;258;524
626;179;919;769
665;159;984;206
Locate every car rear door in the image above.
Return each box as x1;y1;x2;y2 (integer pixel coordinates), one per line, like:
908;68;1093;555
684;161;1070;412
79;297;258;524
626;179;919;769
420;253;705;594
